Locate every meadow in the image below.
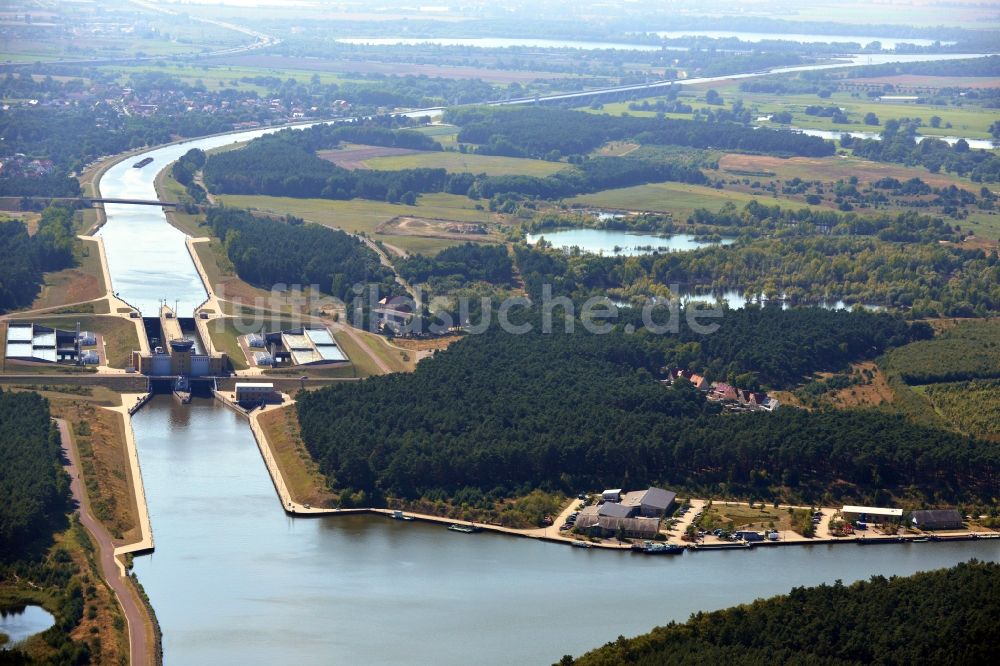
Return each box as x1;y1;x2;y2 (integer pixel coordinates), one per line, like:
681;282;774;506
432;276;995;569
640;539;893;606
568;180;823;216
218;192;499;255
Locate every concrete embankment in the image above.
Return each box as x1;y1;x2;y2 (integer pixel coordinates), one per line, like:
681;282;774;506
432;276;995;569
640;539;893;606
57;418;154;666
108;394;155;569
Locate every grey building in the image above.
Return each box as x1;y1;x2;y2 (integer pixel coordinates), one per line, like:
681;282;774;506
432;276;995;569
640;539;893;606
911;509;963;531
621;487;677;518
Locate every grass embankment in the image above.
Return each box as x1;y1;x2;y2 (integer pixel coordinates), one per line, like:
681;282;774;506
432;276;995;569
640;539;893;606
258;405;339;508
218;193;497;255
391;490;567;529
28;237;106;312
340;327;416;375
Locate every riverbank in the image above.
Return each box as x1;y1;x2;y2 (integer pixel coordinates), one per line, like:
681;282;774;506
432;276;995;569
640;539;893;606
237;400;1000;553
57;417;157;666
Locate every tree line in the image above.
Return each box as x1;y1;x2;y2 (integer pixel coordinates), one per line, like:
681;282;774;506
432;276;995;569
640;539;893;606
570;561;1000;665
846;119;1000;183
0;205;78;313
397;243;514;286
0;389;69;562
205;207;398;305
445;106;835;159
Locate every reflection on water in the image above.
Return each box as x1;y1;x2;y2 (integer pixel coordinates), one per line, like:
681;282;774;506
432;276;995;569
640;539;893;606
0;605;55;647
130;396;1000;665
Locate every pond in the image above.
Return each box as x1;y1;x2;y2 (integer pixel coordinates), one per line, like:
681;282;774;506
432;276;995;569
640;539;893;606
0;605;55;648
526;228;734;255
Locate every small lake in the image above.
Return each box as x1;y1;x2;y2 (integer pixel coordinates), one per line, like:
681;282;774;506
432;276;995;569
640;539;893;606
337;37;667;51
0;606;55;648
649;31;952;49
526;229;733;255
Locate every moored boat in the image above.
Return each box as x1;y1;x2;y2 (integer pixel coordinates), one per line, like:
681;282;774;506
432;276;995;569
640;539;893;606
447;524;480;533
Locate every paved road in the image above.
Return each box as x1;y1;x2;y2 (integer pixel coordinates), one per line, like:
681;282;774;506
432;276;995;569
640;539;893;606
57;418;151;666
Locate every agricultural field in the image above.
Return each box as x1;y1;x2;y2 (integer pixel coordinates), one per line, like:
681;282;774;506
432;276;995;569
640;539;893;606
415;124;462;149
362;149;568;177
568;180;824;216
218;193;501;254
104;62;350;93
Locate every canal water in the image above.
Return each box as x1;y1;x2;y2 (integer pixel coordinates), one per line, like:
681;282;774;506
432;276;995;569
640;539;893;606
131;396;1000;666
98;51;999;665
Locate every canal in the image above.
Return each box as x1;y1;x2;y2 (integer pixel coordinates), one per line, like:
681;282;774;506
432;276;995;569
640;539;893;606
96;54;999;664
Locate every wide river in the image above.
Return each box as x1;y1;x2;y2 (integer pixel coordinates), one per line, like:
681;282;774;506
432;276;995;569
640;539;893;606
97;53;999;664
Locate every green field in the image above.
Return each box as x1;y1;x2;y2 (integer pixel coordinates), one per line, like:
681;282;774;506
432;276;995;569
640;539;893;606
364;151;568;176
218;193;496;254
569;181;824;216
415;124;461;148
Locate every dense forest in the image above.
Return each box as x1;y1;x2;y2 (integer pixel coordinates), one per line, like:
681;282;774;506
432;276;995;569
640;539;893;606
397;243;514;286
570;561;1000;665
295;308;986;506
686;202;959;243
445;106;835;159
0;205;79;313
514;235;999;317
204;207;398;305
203;136;453;203
0;389;69;562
